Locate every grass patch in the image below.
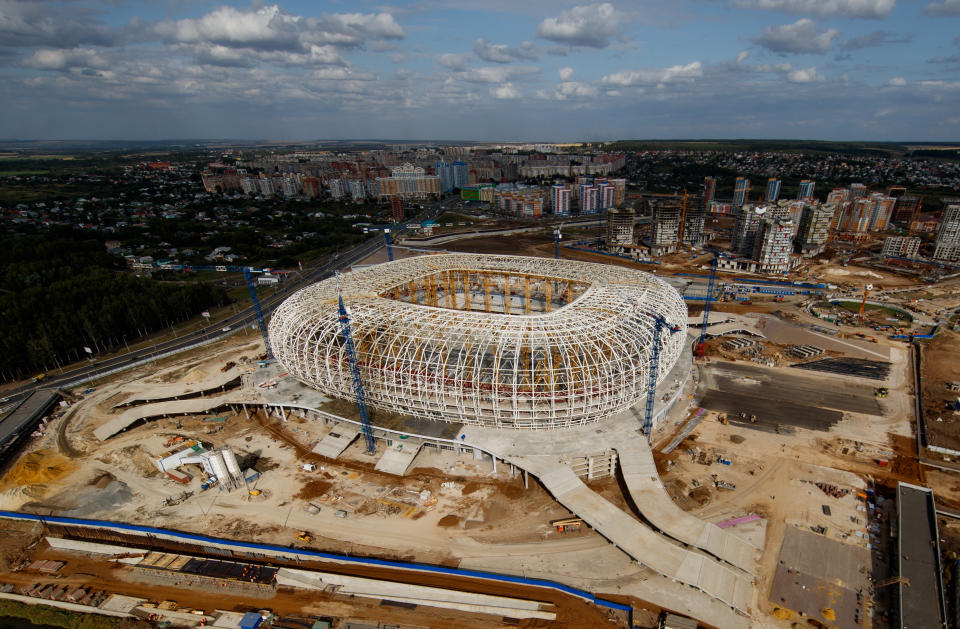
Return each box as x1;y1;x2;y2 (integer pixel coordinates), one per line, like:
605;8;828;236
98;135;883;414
0;599;131;629
831;300;913;321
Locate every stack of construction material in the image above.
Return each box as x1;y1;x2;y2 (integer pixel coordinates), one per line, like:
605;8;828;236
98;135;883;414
789;345;824;358
724;338;755;350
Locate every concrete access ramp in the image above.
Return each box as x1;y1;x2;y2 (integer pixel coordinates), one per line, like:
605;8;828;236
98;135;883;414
511;454;753;614
375;440;423;476
616;430;760;574
113;367;242;407
311;423;361;459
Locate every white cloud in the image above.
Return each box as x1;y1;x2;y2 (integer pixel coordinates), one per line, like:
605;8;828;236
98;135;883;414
490;83;519;99
453;65;539;84
602;61;702;87
885;76;907;87
151;5;403;52
22;48;107;71
786;66;823;83
558;66;575;80
737;50;750;64
535;3;623;49
751;19;840;54
732;0;895;19
925;0;960;15
437;53;470;71
556;81;597;99
473;38;537;63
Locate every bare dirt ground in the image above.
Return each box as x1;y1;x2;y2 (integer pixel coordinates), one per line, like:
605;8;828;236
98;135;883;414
0;530;619;629
920;329;960;451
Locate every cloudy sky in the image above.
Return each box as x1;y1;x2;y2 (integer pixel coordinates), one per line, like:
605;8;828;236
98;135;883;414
1;0;959;141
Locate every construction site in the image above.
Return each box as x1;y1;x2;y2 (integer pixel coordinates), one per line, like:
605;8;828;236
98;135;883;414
1;224;959;629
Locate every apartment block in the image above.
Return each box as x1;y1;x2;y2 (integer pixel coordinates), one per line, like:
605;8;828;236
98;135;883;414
606;207;635;248
934;200;960;261
731;204;766;254
882;236;921;259
795;202;835;257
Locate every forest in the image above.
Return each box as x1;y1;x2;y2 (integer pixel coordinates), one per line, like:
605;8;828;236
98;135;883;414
0;232;229;380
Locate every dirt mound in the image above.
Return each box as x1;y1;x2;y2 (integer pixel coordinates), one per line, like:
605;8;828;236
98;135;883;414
294;480;333;501
0;450;73;492
461;481;483;496
437;514;461;527
182;366;208;385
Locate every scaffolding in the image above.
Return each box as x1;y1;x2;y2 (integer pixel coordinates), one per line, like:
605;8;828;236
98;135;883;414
269;254;687;430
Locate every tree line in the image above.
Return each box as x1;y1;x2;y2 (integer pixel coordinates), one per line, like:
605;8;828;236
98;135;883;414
0;233;229;380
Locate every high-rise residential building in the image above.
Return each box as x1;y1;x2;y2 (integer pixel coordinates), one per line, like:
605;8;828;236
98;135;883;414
648;198;682;252
598;182;616;209
839;198;872;233
733;177;750;207
848;183;868;199
610;178;627;206
579;185;599;213
731;204;766;254
494;186;544;218
452;161;469;190
327;178;346;199
348;179;366;203
703;177;717;206
753;218;795;273
867;194;895;231
682;203;708;246
882;236;921;259
606;208;635;248
301;176;321;199
551;185;571;216
765;178;781;203
797;180;815;200
377;163;441;199
934;200;960;261
795;202;835;257
893;196;921;224
436;161;454;192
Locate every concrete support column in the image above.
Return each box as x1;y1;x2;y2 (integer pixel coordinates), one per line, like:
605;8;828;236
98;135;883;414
588;456;595;480
492;456;497;473
242;404;249;419
523;470;529;490
473;447;483;461
510;463;516;478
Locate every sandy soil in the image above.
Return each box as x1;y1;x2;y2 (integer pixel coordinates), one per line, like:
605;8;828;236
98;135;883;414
920;329;960;451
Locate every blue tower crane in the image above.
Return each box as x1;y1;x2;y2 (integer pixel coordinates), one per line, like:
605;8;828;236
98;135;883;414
695;253;719;357
384;229;394;262
335;272;376;454
643;314;681;441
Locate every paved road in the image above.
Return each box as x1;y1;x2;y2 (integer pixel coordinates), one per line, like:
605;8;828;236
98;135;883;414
4;205;443;404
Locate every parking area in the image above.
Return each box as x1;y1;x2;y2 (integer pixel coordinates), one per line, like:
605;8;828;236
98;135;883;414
769;526;869;628
700;362;883;432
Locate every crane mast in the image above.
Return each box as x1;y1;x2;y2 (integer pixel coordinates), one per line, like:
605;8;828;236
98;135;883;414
695;253;719;357
336;272;376;454
643;314;681;441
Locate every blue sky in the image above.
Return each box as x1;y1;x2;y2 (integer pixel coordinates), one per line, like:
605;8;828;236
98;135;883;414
1;0;959;141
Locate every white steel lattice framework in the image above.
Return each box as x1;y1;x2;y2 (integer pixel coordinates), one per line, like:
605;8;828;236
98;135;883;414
269;254;687;429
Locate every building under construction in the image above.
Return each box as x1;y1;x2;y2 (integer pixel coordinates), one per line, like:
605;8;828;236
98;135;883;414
605;207;635;251
646;198;682;256
268;254;687;430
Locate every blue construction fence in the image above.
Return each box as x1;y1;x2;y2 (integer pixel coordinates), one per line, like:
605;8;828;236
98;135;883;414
0;510;633;617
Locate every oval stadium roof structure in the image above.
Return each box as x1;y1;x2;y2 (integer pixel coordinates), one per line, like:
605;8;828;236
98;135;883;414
269;254;687;430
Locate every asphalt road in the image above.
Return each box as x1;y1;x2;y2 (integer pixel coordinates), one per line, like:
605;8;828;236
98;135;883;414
3;204;443;404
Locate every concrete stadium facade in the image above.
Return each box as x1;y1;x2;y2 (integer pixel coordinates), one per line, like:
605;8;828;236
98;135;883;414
269;254;687;429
